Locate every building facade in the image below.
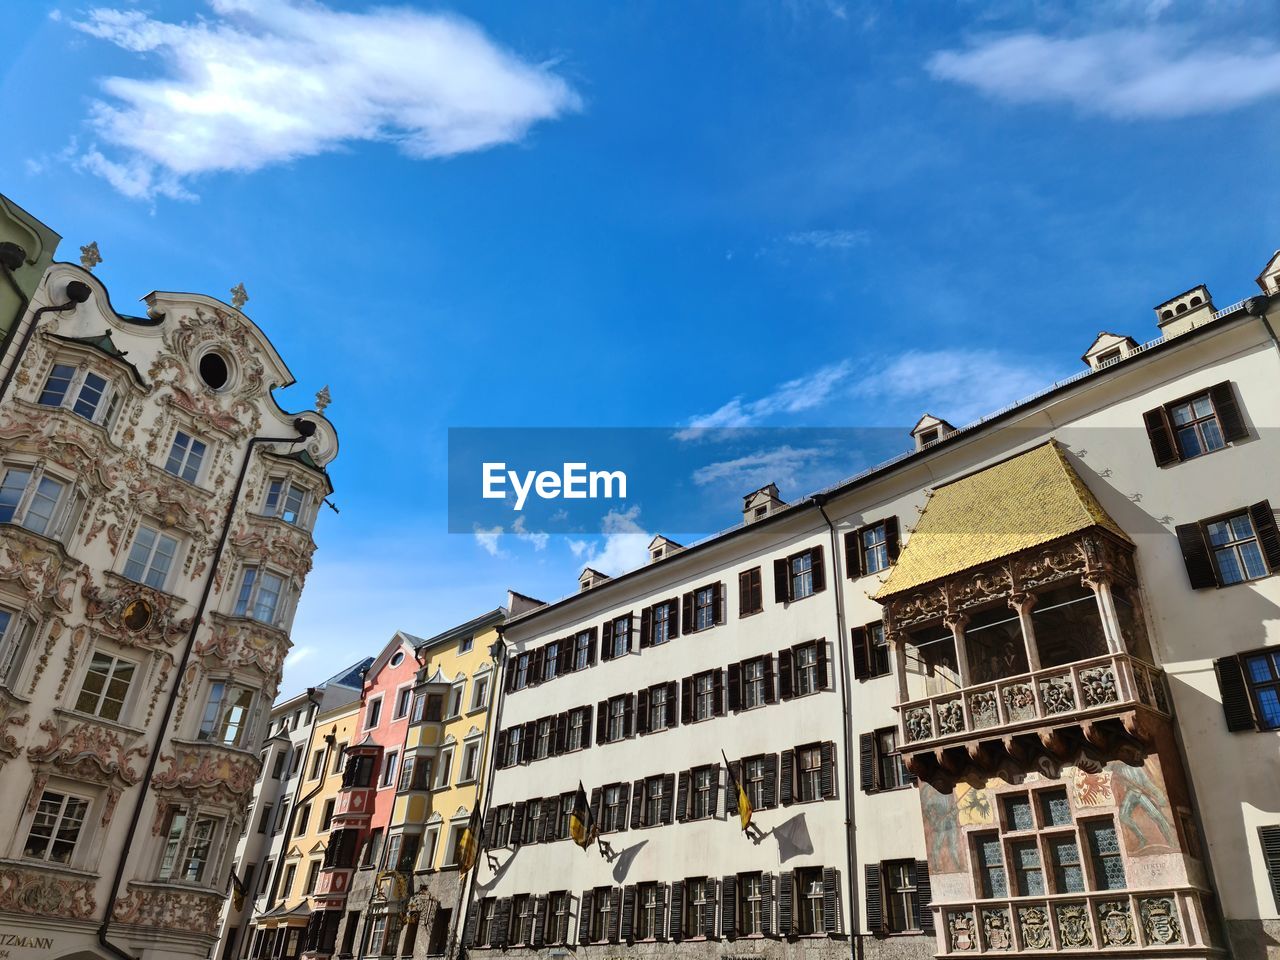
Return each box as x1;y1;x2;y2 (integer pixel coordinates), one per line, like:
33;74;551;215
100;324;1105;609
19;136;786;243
473;254;1280;960
220;660;369;960
0;191;60;370
0;258;339;960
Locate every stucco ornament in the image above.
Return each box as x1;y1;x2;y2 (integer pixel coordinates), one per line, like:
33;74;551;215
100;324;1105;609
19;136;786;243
315;384;331;413
113;883;223;935
0;867;96;920
26;716;149;787
196;614;292;685
79;241;102;271
81;572;192;652
230;282;249;310
0;693;31;770
151;744;259;800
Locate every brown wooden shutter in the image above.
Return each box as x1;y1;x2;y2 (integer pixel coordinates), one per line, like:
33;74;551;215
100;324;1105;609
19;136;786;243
680;677;694;725
661;773;675;824
727;662;742;712
600;620;614;661
636;687;650;735
1210;381;1249;442
656;883;669;941
913;860;933;934
1260;825;1280;911
1250;501;1280;570
780;749;794;806
774;558;790;603
1214;655;1257;731
764;753;778;809
726;760;740;817
885;516;901;563
681;592;694;634
778;648;795;700
581;705;593;749
822;867;839;934
492;898;511;947
714;582;725;624
666;680;679;727
844;529;861;579
859;733;876;792
721;875;738;940
510;802;526;846
629;779;644;829
462;902;479;946
817;639;830;690
588;627;598;666
519;721;535;763
540;798;557;842
505;660;518;693
596;700;608;743
483;809;497;846
863;864;882;933
713;669;725;716
621;885;636;943
820;741;836;799
760;873;775;936
533;895;548;947
608;888;622;943
554;713;567;754
494;730;509;769
623;694;635;738
579;890;593;944
704;878;719;939
675;770;691;822
589;788;602;825
1143;406;1180;466
558;639;573;674
669;881;684;942
810;545;826;592
777;870;794;938
1176;522;1218;588
851;626;869;681
763;654;777;704
667;598;680;638
739;570;751;614
639;607;652;648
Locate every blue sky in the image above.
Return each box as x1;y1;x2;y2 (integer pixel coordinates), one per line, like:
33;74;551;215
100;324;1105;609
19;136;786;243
5;0;1280;695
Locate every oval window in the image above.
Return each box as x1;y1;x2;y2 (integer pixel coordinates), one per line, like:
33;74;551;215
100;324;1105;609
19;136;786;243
199;352;230;390
390;651;405;667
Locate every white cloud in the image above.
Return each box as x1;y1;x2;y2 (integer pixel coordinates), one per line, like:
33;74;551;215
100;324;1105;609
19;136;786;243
69;0;581;199
927;29;1280;118
473;524;504;557
284;645;315;669
679;360;853;437
784;228;868;249
692;445;828;492
566;506;651;577
512;515;549;551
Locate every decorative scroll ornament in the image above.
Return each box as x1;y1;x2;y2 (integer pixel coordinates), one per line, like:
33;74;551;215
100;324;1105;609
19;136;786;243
0;692;30;770
315;385;331;414
0;867;96;919
113;883;223;936
81;572;191;652
230;283;249;310
26;717;148;786
151;744;259;800
79;241;102;271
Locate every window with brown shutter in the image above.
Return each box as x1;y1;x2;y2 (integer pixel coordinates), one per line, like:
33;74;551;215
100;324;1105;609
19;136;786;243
852;621;892;680
774;545;825;602
1144;381;1249;466
1216;648;1280;731
738;567;763;617
1179;503;1279;588
1260;825;1280;912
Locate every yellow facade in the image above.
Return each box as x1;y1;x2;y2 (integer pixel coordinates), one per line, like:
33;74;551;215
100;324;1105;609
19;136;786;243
280;701;363;906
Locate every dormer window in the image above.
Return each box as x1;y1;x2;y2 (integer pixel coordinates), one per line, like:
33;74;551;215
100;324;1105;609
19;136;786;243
918;429;938;446
38;363;117;426
165;431;207;484
263;478;307;526
0;464;76;540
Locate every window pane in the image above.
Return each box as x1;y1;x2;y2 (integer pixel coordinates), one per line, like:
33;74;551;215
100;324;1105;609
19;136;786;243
1039;789;1071;828
1085;821;1127;891
1011;839;1044;895
0;469;31;523
39;365;75;407
1254;688;1280;730
73;373;107;420
23;477;63;535
1003;795;1034;832
1049;836;1084;893
234;567;257;616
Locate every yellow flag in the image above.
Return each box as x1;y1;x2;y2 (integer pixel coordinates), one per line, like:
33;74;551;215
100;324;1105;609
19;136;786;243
568;782;597;849
723;752;752;831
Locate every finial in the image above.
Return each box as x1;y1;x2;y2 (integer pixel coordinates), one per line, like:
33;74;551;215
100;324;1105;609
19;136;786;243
79;241;102;272
314;384;331;414
230;282;249;310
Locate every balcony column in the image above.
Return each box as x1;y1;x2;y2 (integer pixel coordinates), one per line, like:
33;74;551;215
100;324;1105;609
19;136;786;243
1084;574;1125;654
1008;592;1041;672
890;631;909;704
944;612;972;687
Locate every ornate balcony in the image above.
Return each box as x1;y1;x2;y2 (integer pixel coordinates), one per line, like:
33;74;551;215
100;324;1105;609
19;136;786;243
898;653;1171;754
937;886;1222;956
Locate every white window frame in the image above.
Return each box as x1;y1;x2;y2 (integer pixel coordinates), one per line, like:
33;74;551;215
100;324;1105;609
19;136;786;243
460;740;481;783
37;361;118;427
262;476;311;527
392;684;413;721
22;788;92;866
73;648;139;723
469;672;490;712
381;750;399;789
447;681;464;719
0;605;35;688
197;679;256;747
0;462;76;540
123;523;180;591
157;805;222;885
164;430;208;485
364;694;383;731
232;565;290;626
436;748;453;789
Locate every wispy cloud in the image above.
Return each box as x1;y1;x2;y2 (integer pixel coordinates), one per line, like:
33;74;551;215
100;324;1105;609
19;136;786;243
472;516;549;557
68;0;581;199
679;360;853;436
692;445;829;492
783;228;868;250
566;506;651;577
927;29;1280;118
473;524;504;557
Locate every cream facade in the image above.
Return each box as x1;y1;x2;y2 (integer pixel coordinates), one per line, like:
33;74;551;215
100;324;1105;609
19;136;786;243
473;252;1280;960
0;258;338;960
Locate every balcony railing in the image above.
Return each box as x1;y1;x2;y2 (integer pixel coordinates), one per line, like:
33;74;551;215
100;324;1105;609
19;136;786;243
898;653;1170;751
936;886;1215;955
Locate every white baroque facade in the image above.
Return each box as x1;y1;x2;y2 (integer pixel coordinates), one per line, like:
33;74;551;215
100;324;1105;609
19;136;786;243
0;260;338;960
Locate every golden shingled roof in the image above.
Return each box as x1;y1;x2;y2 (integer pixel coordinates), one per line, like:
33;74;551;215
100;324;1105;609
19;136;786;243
874;441;1129;600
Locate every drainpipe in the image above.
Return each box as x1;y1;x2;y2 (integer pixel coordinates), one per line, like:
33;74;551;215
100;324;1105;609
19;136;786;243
452;630;508;960
98;419;318;960
812;495;863;960
0;276;92;403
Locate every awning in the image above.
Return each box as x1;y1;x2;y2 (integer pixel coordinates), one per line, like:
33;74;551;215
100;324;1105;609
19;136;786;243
875;441;1129;599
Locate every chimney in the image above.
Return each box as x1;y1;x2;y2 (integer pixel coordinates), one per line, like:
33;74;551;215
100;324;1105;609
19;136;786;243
743;483;786;524
578;567;609;591
910;414;955;451
1154;284;1214;339
647;535;684;563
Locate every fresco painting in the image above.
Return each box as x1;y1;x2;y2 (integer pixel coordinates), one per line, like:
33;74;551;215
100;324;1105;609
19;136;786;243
1111;755;1177;857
